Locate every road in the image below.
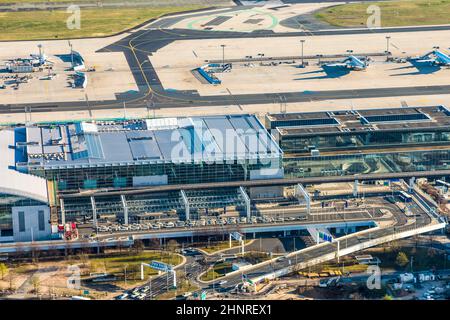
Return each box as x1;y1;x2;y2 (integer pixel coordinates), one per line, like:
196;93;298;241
123;192;442;297
117;190;446;299
202;192;441;291
91;208;380;241
61;169;450;198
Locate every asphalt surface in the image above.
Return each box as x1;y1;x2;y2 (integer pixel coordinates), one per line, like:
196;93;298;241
121;194;437;298
208;196;433;291
3;12;450;116
93;209;378;241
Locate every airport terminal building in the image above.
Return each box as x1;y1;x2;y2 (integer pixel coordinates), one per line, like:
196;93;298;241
3;106;450;243
266;105;450;178
0;114;283;241
17;115;283;191
0;129;51;243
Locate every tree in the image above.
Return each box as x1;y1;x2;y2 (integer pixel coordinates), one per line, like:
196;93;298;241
395;252;409;268
78;252;89;269
273;244;283;254
8;274;14;291
117;238;126;253
133;240;144;254
167;240;179;253
0;263;8;280
148;239;160;250
31;248;40;263
389;240;400;252
30;275;40;294
427;247;437;258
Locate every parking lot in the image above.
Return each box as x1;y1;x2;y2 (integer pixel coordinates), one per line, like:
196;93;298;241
95;214;310;235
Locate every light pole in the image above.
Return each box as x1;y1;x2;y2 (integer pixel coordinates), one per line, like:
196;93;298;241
166;270;169;292
220;44;226;66
386;36;391;54
300;39;305;66
257;53;265;64
444;253;447;269
149;276;152;300
69;41;74;67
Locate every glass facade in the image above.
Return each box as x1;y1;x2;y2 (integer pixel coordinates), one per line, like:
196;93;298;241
0;193;44;237
31;158;281;191
284;149;450;178
61;188;247;223
280;130;450;154
267;117;338;129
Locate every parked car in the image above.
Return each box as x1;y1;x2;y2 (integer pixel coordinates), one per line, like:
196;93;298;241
165;222;175;228
176;221;185;227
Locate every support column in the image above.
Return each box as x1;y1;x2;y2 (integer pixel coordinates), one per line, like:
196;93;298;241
90;196;97;230
239;186;251;219
294;184;310;215
172;270;177;288
60;198;66;225
180;190;190;221
121;194;129;225
353;179;358;198
336;240;340;263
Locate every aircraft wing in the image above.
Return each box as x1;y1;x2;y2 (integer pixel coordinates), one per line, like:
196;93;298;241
413;58;436;63
434;51;450;65
323;63;348;68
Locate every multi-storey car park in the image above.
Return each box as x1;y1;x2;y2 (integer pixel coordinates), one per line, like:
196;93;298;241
266;105;450;178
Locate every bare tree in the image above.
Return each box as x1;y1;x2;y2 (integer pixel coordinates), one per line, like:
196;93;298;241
148;238;160;250
167;240;179;253
30;275;40;295
133;240;144;254
31;247;40;264
9;273;14;291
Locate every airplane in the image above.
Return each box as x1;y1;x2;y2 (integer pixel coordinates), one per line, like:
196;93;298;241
411;49;450;66
323;55;369;71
